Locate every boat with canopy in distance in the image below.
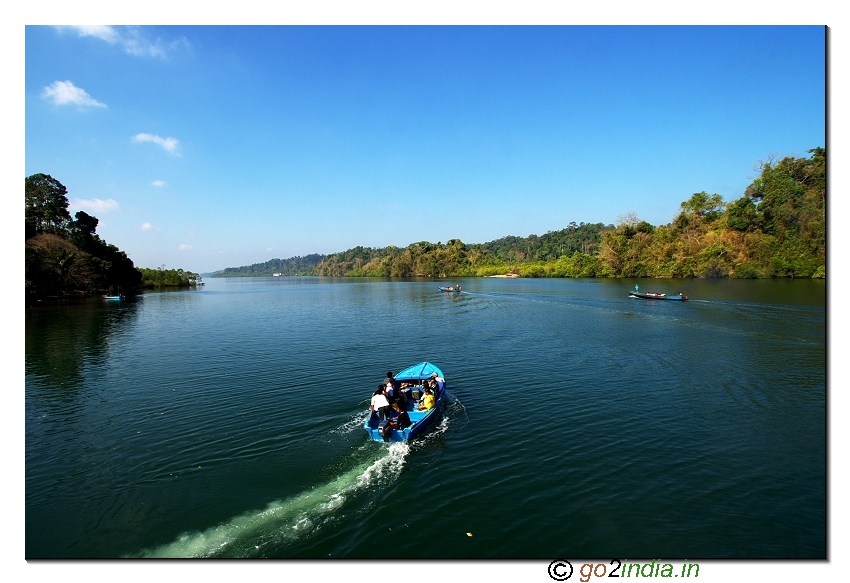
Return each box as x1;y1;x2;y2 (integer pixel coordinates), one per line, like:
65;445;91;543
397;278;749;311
628;285;688;301
364;362;446;442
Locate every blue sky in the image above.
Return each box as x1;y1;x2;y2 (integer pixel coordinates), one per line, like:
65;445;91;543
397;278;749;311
25;24;825;274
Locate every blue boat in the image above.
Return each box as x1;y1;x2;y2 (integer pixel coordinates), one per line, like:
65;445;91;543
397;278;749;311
364;362;446;442
438;286;461;293
103;295;123;301
628;285;688;301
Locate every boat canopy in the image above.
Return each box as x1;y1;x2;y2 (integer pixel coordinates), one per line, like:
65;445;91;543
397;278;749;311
393;362;443;382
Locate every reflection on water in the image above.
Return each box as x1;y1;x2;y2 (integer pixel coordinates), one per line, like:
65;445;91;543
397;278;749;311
26;297;140;399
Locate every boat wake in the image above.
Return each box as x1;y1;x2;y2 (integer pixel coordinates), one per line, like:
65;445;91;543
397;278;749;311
329;410;370;435
134;441;409;558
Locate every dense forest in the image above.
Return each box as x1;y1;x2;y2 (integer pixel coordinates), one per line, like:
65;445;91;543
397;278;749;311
25;173;201;301
216;148;825;279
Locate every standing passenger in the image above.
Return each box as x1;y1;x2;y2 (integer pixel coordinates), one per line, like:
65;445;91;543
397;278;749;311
430;372;445;394
370;387;391;420
383;371;396;390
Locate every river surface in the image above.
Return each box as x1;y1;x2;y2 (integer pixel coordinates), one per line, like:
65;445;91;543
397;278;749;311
25;277;825;559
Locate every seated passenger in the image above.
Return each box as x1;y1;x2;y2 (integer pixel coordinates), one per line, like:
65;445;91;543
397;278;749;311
391;403;411;430
417;387;436;411
394;385;409;409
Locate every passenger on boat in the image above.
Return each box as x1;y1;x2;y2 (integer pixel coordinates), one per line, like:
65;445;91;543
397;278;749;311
417;387;436;411
383;380;395;402
383;371;396;390
371;387;391;420
430;372;445;392
394;385;409;409
391;402;411;430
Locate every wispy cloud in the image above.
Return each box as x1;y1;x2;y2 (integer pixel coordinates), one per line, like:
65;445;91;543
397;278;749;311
71;198;120;213
179;244;193;251
67;25;121;43
140;222;160;231
42;80;106;108
57;25;188;59
133;133;180;155
151;180;167;187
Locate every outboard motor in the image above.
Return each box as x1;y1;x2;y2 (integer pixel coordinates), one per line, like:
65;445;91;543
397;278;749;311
379;419;393;441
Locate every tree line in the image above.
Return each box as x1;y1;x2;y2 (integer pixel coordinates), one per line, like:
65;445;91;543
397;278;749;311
25;173;201;301
216;147;824;280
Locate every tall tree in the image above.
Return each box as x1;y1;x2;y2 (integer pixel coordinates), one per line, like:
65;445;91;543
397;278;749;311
25;173;72;234
69;210;99;250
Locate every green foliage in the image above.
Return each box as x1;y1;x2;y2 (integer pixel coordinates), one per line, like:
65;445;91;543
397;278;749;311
214;148;825;281
25;173;150;300
139;267;202;288
26;173;72;234
214;254;327;277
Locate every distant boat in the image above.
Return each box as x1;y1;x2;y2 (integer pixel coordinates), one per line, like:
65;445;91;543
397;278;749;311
439;286;461;293
364;362;446;442
273;273;282;277
104;287;124;300
628;286;688;301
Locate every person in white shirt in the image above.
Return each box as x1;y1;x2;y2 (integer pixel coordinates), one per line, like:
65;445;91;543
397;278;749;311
370;387;391;420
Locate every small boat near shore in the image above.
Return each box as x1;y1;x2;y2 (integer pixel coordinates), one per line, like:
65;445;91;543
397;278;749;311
439;286;461;293
628;286;688;301
104;288;125;300
364;362;446;442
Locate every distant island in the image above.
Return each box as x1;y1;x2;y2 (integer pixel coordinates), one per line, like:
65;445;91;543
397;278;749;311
25;173;201;302
213;148;825;280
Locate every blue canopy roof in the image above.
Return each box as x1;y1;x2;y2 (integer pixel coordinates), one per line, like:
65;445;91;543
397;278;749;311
393;362;443;382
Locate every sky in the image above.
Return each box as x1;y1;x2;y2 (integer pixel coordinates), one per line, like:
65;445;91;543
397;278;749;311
23;23;826;275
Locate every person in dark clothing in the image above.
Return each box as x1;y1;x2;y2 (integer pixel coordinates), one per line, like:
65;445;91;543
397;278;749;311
391;402;411;430
383;371;396;391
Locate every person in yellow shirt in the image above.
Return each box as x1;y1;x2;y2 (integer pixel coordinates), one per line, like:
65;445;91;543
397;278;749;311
417;387;436;411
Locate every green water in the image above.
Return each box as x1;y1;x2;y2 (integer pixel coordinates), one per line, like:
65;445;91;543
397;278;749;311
25;277;825;558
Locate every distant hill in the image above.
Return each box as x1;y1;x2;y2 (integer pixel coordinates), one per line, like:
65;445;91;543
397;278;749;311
210;223;611;278
210;147;825;280
210;254;326;277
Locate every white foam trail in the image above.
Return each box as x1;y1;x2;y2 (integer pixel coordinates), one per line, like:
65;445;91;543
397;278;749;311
138;442;409;558
330;410;370;435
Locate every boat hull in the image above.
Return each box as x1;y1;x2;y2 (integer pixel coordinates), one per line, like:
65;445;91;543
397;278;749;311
628;291;687;301
364;362;446;442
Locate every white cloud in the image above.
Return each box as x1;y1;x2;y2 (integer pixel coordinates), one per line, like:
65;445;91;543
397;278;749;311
133;133;180;155
57;26;188;59
266;247;273;252
70;198;120;213
140;222;157;231
179;244;192;251
151;180;167;187
42;80;106;108
66;25;121;44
